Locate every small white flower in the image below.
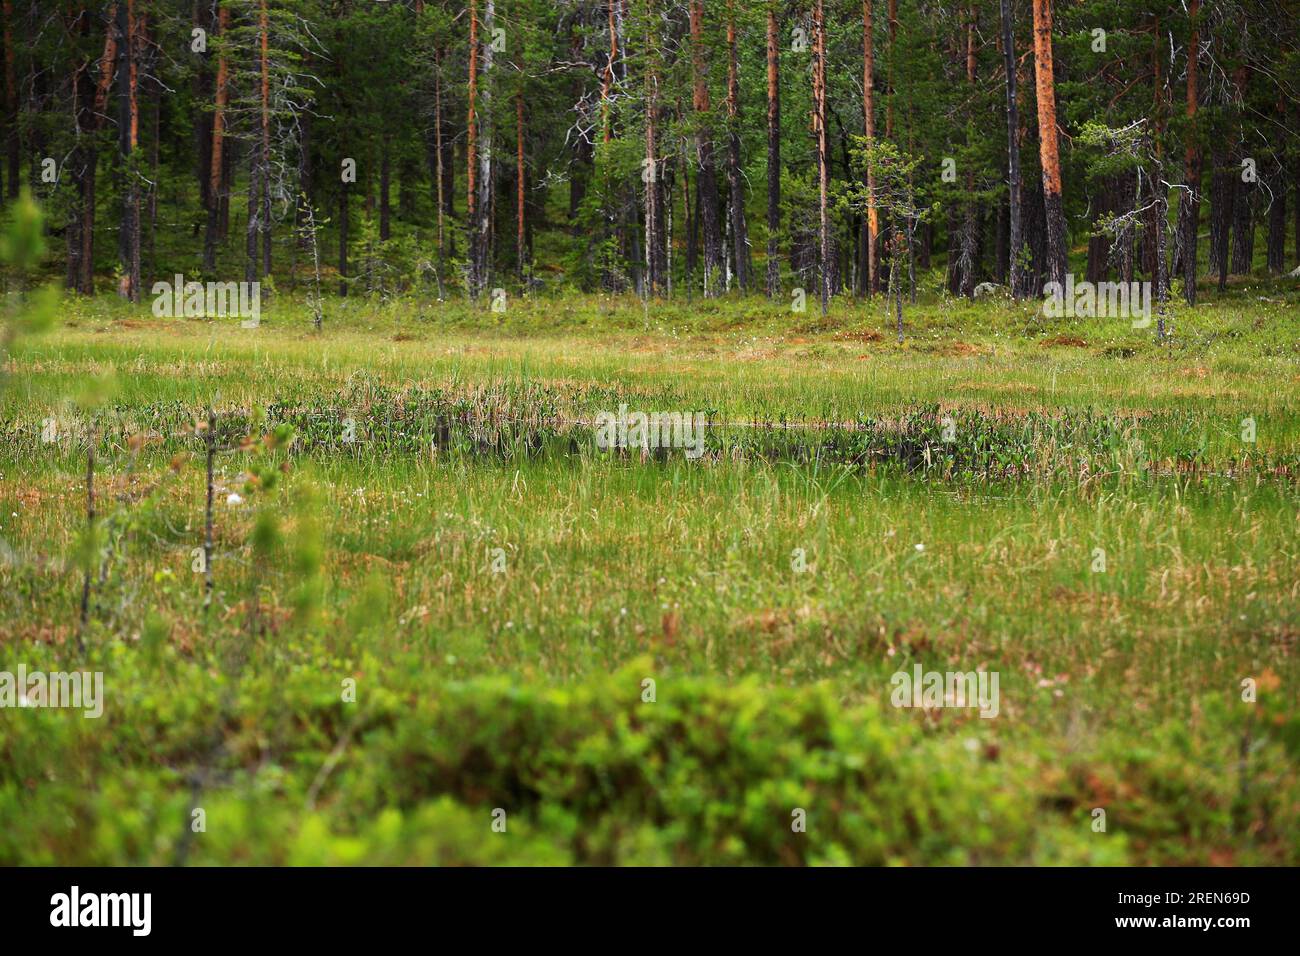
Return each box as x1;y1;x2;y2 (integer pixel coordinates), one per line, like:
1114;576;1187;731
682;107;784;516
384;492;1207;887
914;543;925;552
226;492;244;506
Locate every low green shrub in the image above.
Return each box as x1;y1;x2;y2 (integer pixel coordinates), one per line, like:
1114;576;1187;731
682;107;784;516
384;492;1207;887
3;656;1294;865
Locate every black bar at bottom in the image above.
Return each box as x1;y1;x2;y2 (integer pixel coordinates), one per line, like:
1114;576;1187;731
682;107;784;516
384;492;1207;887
0;866;1282;942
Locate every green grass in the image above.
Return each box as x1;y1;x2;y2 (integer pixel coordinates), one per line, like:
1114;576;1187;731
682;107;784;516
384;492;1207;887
2;287;1298;864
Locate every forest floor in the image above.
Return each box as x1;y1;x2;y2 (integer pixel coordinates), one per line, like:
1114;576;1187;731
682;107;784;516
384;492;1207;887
2;284;1298;864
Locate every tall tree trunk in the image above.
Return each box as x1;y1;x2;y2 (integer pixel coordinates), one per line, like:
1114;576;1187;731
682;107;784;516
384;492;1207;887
204;2;228;272
1148;40;1172;341
525;152;538;276
644;1;662;296
467;0;480;297
297;106;313;249
569;136;591;225
880;0;897;281
242;0;268;284
813;0;830;315
597;0;618;290
766;4;780;298
259;0;271;276
1150;55;1172;342
441;126;454;224
65;9;110;295
724;1;750;292
1230;178;1254;274
1086;176;1117;283
117;0;141;302
1021;162;1047;290
194;0;213;218
601;0;615;143
993;194;1008;284
959;3;979;298
245;148;261;284
1151;13;1165;286
27;68;44;197
1209;147;1233;290
76;4;119;293
3;0;17;199
885;0;896;139
1232;73;1253;280
691;0;723;297
1175;0;1200;305
1000;0;1023;298
380;142;391;241
862;0;878;295
1295;155;1300;269
476;0;495;296
219;138;232;240
66;17;90;291
147;81;159;275
1154;164;1169;341
566;27;589;228
338;180;348;296
65;198;82;292
517;91;527;283
684;129;697;290
1031;0;1066;291
1230;65;1253;278
433;46;445;290
945;206;961;294
81;159;99;294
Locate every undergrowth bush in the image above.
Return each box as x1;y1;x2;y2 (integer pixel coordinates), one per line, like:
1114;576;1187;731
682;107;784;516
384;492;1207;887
3;658;1295;865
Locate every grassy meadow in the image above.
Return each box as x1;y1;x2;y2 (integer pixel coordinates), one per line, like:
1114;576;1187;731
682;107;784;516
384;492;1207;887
2;284;1299;865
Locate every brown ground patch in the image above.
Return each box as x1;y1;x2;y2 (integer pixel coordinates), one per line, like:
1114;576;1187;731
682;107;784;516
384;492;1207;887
0;622;72;646
916;340;991;356
832;329;884;343
1040;334;1088;348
